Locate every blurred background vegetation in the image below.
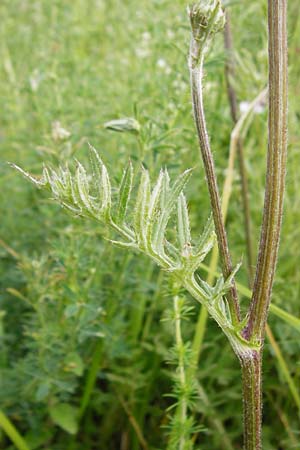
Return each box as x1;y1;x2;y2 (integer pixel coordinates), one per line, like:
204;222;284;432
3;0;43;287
1;0;300;449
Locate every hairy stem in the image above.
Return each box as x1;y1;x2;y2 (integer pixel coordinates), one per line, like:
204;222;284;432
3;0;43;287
223;10;297;448
240;1;288;449
189;56;240;324
240;351;262;450
190;87;267;370
244;0;288;343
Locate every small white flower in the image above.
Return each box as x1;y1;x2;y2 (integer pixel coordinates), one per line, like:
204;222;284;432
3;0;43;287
167;29;175;39
142;31;151;41
157;58;172;75
135;47;150;58
52;121;71;141
29;69;43;92
157;58;167;68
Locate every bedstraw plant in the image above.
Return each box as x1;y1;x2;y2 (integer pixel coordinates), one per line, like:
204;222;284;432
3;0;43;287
12;0;288;448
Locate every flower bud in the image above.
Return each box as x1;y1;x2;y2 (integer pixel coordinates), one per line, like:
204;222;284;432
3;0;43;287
188;0;225;66
104;118;141;134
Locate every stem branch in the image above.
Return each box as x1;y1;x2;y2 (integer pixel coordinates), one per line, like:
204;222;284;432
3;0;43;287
189;56;241;324
244;0;288;343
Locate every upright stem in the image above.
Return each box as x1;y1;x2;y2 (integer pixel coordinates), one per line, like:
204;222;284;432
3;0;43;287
190;59;240;324
240;351;262;450
244;0;288;343
241;2;288;449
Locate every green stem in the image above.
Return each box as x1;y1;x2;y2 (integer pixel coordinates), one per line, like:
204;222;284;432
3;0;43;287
240;352;262;450
241;2;288;448
189;57;240;325
0;410;31;450
173;295;187;450
190;87;267;372
244;0;288;343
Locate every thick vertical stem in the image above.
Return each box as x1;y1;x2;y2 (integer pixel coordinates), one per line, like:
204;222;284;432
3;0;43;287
240;352;262;450
244;0;288;343
190;60;240;324
240;1;288;448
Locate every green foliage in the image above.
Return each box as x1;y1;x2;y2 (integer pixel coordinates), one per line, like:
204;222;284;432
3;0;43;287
13;147;256;356
49;403;79;435
1;0;300;449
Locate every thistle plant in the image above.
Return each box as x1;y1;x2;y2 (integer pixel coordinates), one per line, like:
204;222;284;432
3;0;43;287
12;0;288;448
188;1;288;449
12;145;247;356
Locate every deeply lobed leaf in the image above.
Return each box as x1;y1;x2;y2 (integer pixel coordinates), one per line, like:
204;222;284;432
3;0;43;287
12;147;241;337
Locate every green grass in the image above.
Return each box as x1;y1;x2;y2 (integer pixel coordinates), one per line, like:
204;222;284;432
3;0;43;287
0;0;300;449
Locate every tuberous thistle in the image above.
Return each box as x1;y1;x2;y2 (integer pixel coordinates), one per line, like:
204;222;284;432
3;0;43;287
188;0;225;68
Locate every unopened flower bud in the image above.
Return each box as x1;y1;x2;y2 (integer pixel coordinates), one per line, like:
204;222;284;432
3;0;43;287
104;118;141;134
188;0;225;67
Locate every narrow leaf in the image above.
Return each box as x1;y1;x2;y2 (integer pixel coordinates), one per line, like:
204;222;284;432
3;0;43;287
76;162;94;213
147;170;164;250
177;193;191;254
100;162;111;219
10;163;48;187
116;161;133;224
153;169;193;255
89;144;103;203
134;168;150;249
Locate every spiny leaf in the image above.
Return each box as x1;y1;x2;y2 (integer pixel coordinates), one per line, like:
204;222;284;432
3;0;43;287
188;234;215;274
177;193;191;255
223;262;242;291
116;161;133;224
165;169;193;213
160;169;170;210
75;161;94;214
146;169;164;251
196;215;214;251
195;275;214;298
9;163;48;187
108;239;138;250
153;169;193;256
134;167;151;249
100;162;111;219
89;144;103;201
